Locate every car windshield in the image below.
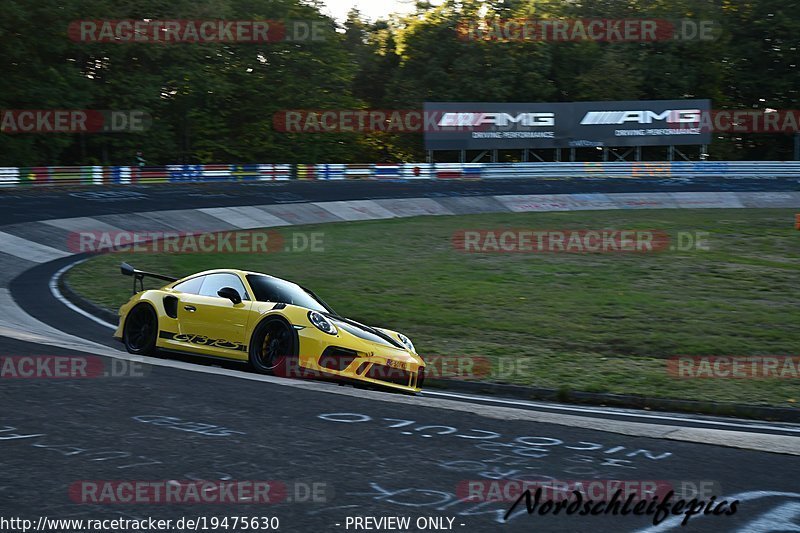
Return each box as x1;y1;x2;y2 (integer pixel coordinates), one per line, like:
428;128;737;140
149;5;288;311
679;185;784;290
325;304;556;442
246;274;331;313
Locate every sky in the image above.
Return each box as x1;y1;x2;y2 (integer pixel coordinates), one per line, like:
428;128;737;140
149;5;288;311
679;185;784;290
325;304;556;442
319;0;423;22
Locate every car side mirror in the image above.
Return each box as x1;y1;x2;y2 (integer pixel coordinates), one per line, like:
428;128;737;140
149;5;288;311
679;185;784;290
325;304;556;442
218;287;243;305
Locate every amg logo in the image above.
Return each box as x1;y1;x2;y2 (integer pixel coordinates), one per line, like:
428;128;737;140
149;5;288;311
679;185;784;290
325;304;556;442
581;109;701;125
438;112;555;128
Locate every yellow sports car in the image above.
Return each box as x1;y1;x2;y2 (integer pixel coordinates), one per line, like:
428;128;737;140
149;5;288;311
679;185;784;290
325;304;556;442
114;263;425;393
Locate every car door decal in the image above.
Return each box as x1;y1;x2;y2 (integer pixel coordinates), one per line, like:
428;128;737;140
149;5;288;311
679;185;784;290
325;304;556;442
159;331;247;352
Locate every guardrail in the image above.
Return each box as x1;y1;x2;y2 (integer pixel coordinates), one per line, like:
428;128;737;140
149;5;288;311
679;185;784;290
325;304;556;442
1;161;799;187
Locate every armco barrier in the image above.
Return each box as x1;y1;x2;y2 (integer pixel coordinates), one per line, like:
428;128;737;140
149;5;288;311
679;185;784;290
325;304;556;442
0;162;798;187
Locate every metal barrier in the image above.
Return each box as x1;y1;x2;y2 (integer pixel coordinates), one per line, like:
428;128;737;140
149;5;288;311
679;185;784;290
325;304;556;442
0;161;799;187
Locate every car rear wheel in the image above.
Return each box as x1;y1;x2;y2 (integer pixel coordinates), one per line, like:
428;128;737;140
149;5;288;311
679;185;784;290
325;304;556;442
124;304;158;356
249;317;299;376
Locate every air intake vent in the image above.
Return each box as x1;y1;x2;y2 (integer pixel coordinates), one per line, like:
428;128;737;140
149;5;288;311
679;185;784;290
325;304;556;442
319;347;359;371
163;296;178;319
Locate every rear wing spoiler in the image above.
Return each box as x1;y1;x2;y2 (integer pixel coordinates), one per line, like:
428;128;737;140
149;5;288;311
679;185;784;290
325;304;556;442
121;262;179;295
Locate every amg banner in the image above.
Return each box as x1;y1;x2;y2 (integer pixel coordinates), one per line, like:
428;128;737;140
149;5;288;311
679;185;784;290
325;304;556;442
423;99;712;150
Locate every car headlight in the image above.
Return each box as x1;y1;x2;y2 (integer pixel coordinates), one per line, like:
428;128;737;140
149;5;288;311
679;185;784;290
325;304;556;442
397;333;415;353
308;311;337;336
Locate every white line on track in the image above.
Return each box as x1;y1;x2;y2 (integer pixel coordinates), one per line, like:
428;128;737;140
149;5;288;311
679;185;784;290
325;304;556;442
423;390;800;435
49;260;119;330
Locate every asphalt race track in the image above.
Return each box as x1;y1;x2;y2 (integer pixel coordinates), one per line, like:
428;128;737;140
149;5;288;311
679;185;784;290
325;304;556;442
2;177;800;533
2;335;800;533
1;175;799;226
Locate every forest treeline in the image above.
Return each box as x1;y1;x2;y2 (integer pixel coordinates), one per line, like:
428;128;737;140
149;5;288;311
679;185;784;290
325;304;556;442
0;0;797;165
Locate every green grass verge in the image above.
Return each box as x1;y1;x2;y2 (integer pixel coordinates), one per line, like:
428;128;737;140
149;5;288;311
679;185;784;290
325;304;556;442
67;208;800;407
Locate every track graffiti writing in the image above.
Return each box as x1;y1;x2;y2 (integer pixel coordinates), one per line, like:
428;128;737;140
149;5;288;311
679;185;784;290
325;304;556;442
309;482;513;524
317;413;673;463
317;413;676;501
132;415;246;437
0;424;162;469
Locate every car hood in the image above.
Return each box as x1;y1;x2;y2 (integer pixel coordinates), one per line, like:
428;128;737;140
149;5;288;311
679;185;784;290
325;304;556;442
254;301;414;354
329;317;406;351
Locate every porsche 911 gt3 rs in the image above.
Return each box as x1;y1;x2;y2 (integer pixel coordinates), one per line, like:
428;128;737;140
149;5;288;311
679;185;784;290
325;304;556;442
114;263;425;393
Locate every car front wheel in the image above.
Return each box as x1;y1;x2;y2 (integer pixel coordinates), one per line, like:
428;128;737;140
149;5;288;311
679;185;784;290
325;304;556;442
249;317;299;376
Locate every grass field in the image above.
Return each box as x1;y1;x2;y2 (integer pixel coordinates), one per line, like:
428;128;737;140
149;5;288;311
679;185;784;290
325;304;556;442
67;208;800;407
